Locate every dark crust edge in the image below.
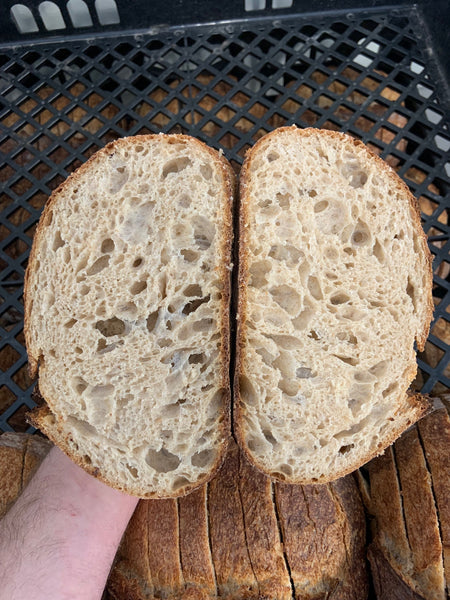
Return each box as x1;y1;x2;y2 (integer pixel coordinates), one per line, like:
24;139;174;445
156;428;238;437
234;125;434;485
24;133;236;499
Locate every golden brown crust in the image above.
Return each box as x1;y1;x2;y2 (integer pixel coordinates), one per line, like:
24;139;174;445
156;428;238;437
207;444;258;598
147;499;184;596
178;486;216;595
113;501;151;593
274;478;367;599
24;133;235;498
395;427;445;597
417;408;450;597
238;452;292;600
330;476;369;600
234;125;433;484
364;446;412;567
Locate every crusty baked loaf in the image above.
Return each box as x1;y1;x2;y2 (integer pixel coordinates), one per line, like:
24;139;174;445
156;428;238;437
24;134;235;498
0;434;368;599
107;440;368;600
0;432;51;518
359;403;450;600
235;126;433;484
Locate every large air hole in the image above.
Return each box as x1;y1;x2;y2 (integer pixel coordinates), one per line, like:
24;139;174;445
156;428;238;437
278;378;299;397
145;447;181;473
64;318;77;329
163;403;181;418
101;238;114;253
339;444;355;455
296;367;315;378
109;165;128;193
372;239;385;263
193;216;215;250
267;151;280;162
184;284;202;297
249;260;271;287
268;244;303;266
351;220;371;247
269;285;301;315
95;317;125;337
382;381;399;398
314;200;329;213
268;334;302;350
406;276;417;311
354;371;376;383
247;436;267;454
333;354;358;366
191;448;214;468
189;353;206;365
307;276;323;300
273;351;295;380
262;429;277;446
276;192;291;208
292;305;315;330
182;295;210;316
369;360;388;378
89;384;114;399
200;164;213;180
240;375;258;406
130;280;147;295
146;310;159;333
52;230;65;252
341;157;368;188
162;157;192;178
87;255;110;276
181;249;199;262
73;377;88;394
330;292;351;305
193;318;214;332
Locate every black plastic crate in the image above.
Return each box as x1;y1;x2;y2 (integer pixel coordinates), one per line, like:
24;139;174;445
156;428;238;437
0;0;449;433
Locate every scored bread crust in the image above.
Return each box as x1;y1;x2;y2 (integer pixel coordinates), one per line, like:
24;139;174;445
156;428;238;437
24;134;236;498
235;126;433;485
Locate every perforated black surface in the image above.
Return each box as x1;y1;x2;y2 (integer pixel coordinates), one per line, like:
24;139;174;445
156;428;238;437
0;6;449;433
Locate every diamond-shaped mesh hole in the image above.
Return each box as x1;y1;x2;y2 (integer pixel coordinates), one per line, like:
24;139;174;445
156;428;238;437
0;346;20;371
7;404;30;432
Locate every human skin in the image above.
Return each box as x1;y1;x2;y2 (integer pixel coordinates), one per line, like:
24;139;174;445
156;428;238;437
0;446;138;600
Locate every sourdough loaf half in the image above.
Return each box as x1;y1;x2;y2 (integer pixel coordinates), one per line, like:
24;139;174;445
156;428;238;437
236;126;433;484
359;403;450;600
24;134;235;498
107;441;368;600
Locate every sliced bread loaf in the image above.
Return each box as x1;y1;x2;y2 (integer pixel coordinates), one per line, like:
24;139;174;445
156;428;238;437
235;126;433;484
25;134;235;498
359;403;450;600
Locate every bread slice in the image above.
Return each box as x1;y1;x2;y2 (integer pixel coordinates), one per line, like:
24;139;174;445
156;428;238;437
235;126;433;484
360;405;449;600
24;134;235;498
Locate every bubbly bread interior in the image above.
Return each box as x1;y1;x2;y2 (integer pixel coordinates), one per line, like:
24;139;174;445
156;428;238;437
238;127;431;483
25;135;233;497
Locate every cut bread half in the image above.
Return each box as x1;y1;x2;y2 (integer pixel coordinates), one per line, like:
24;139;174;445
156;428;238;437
25;134;235;498
235;126;433;484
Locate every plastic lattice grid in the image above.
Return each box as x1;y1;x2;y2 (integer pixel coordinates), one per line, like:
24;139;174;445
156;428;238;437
0;7;449;433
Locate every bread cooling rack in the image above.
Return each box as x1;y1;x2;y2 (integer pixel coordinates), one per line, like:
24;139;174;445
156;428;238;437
0;0;448;433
